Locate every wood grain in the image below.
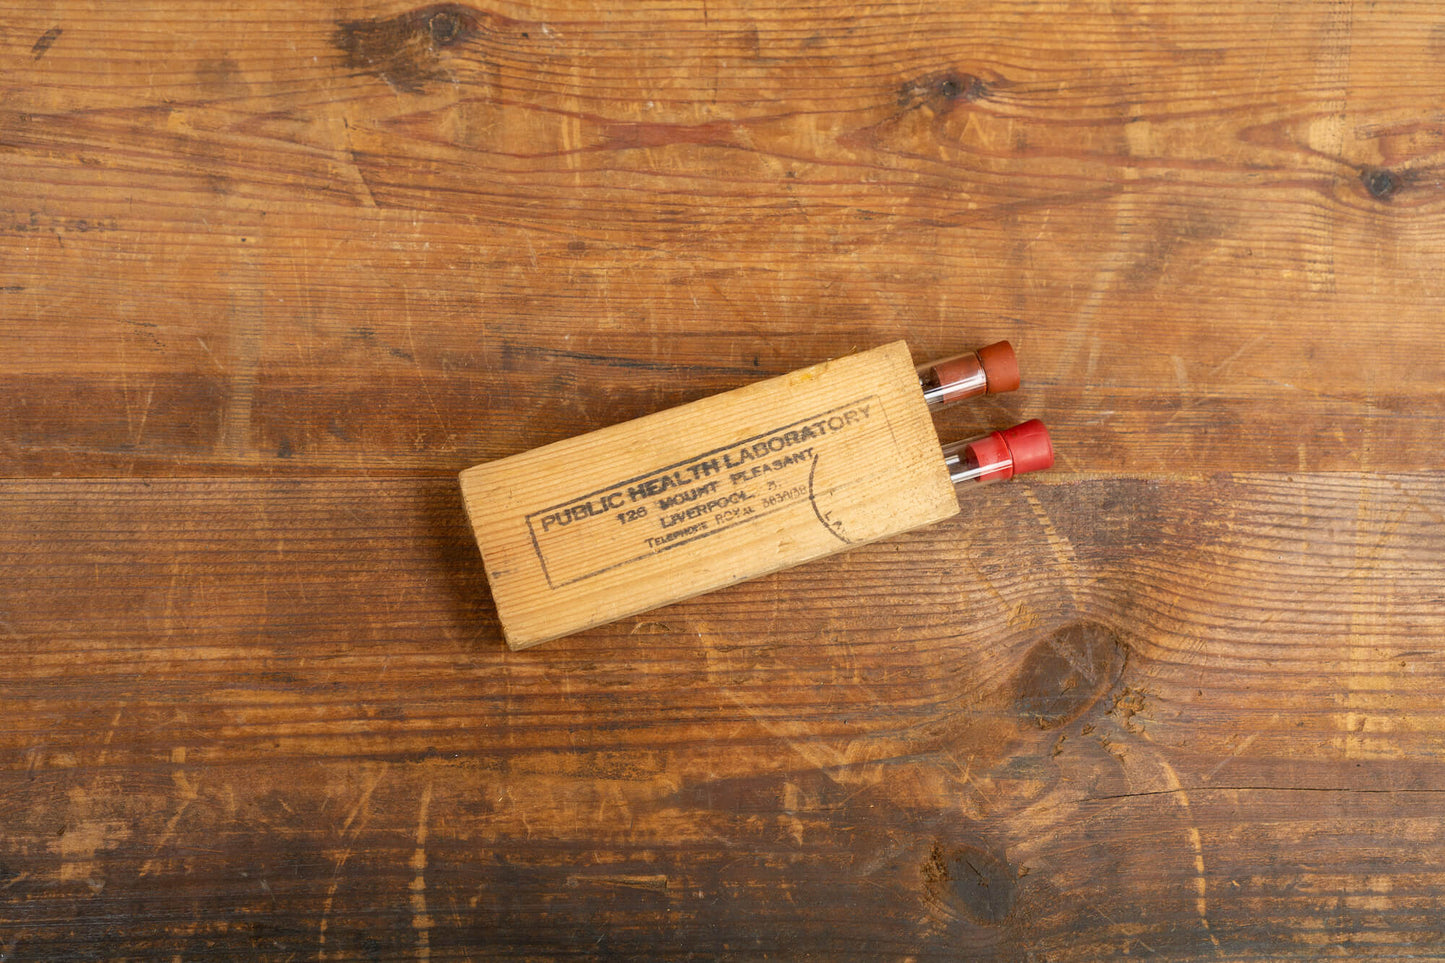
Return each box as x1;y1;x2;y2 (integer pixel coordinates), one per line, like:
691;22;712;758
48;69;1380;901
3;0;1443;476
3;473;1444;958
3;0;1444;958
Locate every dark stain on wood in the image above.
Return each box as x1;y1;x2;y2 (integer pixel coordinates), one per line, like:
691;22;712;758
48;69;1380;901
332;4;487;92
31;26;62;59
194;57;246;96
1123;208;1233;291
1037;476;1237;565
601;119;741;152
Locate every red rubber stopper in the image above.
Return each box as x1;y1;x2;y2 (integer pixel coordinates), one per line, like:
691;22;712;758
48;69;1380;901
999;419;1054;476
976;341;1019;393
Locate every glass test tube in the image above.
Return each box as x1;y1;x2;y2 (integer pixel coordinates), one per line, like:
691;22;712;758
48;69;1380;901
943;419;1055;485
917;340;1020;409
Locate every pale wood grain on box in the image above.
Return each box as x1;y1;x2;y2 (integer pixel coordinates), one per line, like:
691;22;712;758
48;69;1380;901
460;341;958;648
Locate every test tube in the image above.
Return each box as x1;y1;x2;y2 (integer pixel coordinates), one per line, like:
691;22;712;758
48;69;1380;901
917;340;1020;410
943;419;1054;485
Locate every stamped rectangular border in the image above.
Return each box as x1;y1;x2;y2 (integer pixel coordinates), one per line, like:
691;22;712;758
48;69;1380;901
525;396;885;588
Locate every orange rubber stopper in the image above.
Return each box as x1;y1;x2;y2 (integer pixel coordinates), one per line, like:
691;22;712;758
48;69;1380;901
976;341;1019;394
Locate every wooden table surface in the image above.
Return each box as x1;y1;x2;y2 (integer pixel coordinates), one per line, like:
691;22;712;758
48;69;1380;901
4;1;1443;959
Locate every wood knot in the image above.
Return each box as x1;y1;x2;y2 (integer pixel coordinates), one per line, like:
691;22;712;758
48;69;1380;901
428;9;464;44
1361;167;1401;201
937;73;987;102
897;71;990;111
1011;621;1127;730
333;3;484;92
922;841;1018;925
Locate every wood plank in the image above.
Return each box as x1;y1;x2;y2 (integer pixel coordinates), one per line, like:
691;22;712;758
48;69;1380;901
5;0;1445;957
2;471;1442;958
3;1;1444;475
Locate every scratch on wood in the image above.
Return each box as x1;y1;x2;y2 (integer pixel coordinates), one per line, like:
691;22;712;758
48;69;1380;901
219;252;264;461
1021;489;1083;604
1204;731;1261;782
138;767;202;877
1304;0;1355;295
1148;755;1221;954
1337;477;1401;761
342;765;387;835
320;766;389;959
94;706;125;766
566;873;669;891
402;290;458;452
718;685;845;773
411;780;435;962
